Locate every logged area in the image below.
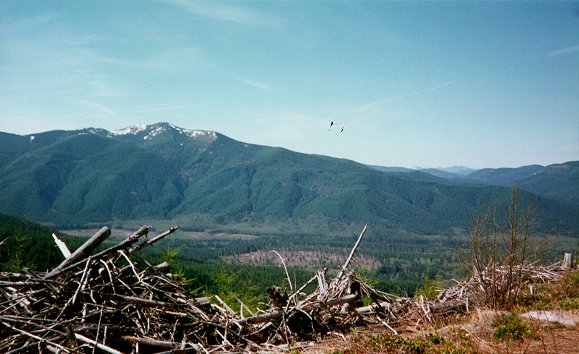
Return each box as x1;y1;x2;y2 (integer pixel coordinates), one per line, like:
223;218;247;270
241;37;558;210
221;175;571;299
1;224;577;353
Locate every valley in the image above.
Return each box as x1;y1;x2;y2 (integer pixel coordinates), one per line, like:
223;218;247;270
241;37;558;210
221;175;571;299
1;123;577;236
1;123;577;297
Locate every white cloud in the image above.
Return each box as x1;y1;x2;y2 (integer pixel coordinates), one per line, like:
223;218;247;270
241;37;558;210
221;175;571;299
162;0;279;27
76;100;120;118
547;45;579;58
350;81;455;114
226;73;273;91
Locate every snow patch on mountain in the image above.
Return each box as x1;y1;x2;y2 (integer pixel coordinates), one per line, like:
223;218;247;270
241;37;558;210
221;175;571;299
144;125;165;140
111;123;148;136
181;128;217;141
111;123;217;142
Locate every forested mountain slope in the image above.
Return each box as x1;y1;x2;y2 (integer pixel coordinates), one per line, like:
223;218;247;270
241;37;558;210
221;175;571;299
0;123;577;235
466;162;579;206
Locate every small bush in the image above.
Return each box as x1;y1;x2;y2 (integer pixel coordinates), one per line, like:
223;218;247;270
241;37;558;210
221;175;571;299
415;274;443;301
492;313;534;341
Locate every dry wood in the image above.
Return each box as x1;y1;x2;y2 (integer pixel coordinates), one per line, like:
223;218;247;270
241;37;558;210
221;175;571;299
52;233;72;258
0;224;570;353
74;333;123;354
45;227;111;278
336;224;367;280
562;252;572;269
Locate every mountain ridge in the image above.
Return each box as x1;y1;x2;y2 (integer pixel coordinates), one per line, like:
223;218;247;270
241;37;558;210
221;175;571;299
463;162;579;206
370;161;579;207
0;123;577;236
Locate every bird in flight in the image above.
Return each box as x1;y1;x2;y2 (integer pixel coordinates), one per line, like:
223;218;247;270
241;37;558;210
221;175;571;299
328;121;345;133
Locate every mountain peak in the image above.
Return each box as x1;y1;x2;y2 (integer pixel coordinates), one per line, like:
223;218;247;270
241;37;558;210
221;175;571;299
110;123;148;136
110;122;217;142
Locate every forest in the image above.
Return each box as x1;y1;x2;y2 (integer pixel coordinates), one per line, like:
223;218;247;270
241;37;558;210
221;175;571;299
1;205;574;311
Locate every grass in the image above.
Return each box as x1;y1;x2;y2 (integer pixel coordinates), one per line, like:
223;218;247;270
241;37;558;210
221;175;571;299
517;270;579;311
325;329;473;354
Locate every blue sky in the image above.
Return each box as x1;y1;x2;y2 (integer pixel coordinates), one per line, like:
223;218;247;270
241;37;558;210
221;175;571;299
1;1;577;169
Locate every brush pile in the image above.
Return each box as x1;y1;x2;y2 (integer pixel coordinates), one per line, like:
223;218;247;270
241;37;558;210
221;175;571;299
431;262;565;314
0;225;401;352
0;225;570;353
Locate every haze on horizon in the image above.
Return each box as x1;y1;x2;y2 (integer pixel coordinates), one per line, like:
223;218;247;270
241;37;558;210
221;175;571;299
1;1;577;169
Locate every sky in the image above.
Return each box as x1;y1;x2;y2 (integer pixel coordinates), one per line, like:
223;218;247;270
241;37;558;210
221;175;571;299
1;1;578;169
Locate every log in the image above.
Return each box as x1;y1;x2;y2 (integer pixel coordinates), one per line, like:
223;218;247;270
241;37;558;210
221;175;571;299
74;333;123;354
124;336;176;349
430;299;469;314
236;294;358;325
235;309;283;325
44;226;150;279
123;335;205;351
335;225;367;280
562;252;572;269
52;233;71;258
128;226;179;254
113;294;170;307
153;261;170;273
46;227;111;278
324;294;357;307
355;301;393;316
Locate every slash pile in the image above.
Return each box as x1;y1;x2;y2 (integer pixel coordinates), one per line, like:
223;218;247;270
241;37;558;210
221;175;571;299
0;226;220;353
0;225;570;353
430;262;565;315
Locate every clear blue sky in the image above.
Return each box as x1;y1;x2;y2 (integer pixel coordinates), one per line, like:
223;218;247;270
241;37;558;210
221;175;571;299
1;1;577;169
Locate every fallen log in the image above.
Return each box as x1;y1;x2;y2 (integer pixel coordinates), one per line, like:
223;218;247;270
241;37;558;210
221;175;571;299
123;335;205;351
236;294;359;325
44;226;150;279
45;226;111;278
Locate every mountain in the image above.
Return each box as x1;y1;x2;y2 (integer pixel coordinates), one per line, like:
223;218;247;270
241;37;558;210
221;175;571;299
369;165;477;180
420;166;477;179
368;165;415;174
466;162;579;206
0;123;577;235
437;166;477;176
371;162;579;208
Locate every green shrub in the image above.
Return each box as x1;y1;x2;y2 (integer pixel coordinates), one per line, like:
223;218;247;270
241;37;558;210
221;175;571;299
492;313;534;341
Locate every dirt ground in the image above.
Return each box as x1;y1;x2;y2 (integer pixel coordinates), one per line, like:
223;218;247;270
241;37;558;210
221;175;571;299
301;310;579;354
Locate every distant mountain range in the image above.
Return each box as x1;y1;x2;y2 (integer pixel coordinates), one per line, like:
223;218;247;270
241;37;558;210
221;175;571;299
370;165;476;178
370;162;579;207
0;122;577;236
465;163;579;206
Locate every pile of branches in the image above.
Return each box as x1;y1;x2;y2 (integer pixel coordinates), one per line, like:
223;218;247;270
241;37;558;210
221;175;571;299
0;224;570;353
0;225;414;353
431;262;565;315
0;226;218;353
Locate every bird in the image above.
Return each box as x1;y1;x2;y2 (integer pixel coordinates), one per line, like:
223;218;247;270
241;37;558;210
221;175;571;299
341;127;344;132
